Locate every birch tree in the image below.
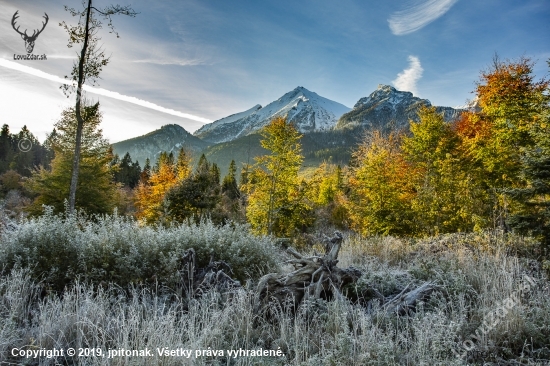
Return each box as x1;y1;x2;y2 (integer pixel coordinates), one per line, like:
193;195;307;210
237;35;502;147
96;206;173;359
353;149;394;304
60;0;137;212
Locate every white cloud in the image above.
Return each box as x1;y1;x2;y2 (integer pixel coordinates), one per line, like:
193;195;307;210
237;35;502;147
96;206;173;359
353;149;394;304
46;55;77;59
392;56;423;95
388;0;458;36
132;58;205;67
0;58;211;124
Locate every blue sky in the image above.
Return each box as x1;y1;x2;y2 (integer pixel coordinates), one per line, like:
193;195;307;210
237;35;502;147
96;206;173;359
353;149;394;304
1;0;549;142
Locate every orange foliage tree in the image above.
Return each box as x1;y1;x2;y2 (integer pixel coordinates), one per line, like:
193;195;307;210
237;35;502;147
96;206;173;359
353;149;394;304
134;149;191;223
456;57;549;228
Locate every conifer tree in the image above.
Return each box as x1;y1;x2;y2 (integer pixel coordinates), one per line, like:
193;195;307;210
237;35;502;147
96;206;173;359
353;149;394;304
175;147;191;181
0;125;15;174
26;103;117;214
112;152;141;188
0;125;52;176
140;158;151;184
164;154;222;223
506;65;550;245
222;160;240;200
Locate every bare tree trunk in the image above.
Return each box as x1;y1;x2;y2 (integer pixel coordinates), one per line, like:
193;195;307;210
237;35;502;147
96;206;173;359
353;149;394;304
68;0;92;213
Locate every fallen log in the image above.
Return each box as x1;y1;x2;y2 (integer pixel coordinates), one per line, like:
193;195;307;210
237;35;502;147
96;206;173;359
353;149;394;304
178;235;438;318
254;231;438;317
381;281;437;315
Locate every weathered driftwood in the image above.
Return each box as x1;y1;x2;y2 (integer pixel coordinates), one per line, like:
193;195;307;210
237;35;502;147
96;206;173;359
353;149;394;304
254;231;362;314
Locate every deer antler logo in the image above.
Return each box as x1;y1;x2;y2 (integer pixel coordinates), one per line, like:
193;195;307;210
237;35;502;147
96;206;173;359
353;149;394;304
12;11;49;54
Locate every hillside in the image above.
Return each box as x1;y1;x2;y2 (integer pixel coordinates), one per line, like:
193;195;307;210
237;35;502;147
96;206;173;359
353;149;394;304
111;124;210;166
202;128;360;177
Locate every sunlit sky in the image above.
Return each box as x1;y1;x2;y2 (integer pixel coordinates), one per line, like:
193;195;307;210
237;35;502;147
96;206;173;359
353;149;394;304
1;0;549;143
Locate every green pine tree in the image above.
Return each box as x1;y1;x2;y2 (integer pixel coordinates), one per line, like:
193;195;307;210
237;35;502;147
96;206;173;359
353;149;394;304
164;154;222;223
26;102;118;215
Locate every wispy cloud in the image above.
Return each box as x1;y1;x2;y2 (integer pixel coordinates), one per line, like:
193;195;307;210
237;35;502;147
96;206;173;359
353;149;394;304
0;58;211;124
388;0;458;36
392;56;423;95
46;55;77;59
132;58;206;67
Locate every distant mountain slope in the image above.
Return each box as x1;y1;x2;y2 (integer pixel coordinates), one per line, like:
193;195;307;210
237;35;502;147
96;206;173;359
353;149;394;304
194;104;262;140
336;84;463;131
111;124;210;166
202;129;360;178
194;87;351;144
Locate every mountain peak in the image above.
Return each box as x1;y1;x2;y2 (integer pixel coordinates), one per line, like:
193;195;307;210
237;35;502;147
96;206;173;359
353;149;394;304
160;124;187;133
354;85;417;109
377;84;395;91
337;86;462;131
194;87;351;144
283;86;313;100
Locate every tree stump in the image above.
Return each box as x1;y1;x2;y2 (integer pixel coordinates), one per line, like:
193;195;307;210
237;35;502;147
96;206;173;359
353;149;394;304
255;231;362;314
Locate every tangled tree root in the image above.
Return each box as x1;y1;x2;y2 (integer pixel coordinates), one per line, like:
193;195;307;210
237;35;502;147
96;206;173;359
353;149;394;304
179;232;438;317
254;231;362;315
254;231;438;316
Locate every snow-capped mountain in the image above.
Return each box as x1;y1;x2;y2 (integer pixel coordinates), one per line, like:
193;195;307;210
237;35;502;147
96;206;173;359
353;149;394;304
193;104;262;140
336;84;463;131
454;97;481;112
112;85;466;171
194;86;351;144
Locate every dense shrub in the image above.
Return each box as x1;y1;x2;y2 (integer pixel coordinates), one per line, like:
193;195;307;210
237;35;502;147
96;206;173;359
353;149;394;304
0;207;280;292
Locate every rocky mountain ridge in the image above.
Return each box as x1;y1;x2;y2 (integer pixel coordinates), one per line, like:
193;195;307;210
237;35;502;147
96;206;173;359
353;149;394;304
112;85;464;171
336;84;463;131
194;86;351;144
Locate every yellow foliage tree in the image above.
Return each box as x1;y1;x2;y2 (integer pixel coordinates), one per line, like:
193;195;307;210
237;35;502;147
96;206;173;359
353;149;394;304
306;162;348;228
457;57;549;228
344;130;415;236
134;149;190;223
402;106;488;234
244;116;313;236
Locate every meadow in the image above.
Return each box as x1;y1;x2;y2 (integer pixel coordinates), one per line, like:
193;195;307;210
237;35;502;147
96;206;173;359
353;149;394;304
1;209;549;365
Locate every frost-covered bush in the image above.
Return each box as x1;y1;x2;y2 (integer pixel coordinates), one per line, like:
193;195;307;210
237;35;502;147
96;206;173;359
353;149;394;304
0;207;280;291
